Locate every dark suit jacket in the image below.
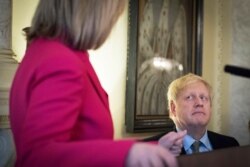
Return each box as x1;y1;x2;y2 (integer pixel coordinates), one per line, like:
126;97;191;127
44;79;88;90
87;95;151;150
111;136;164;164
143;130;240;155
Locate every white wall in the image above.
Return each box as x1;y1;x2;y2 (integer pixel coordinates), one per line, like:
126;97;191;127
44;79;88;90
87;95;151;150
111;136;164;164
229;0;250;145
12;0;39;61
203;0;232;134
203;0;250;145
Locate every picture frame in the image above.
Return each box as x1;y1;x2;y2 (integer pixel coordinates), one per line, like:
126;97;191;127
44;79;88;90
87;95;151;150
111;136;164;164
125;0;203;132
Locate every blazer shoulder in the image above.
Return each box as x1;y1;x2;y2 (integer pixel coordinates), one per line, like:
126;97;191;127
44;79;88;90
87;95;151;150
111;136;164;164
208;130;240;149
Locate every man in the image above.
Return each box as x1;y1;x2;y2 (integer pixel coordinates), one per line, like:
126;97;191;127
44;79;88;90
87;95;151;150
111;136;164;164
145;73;239;155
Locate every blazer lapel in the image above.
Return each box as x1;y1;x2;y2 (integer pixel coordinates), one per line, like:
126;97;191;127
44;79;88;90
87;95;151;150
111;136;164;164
207;131;219;149
181;147;186;155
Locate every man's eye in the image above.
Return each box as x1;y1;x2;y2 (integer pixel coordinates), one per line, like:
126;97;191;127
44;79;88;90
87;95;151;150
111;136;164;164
200;96;208;101
186;95;193;100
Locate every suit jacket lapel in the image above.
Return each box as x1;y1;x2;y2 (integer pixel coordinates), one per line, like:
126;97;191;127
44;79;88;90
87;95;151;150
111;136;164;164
181;147;186;155
207;131;219;149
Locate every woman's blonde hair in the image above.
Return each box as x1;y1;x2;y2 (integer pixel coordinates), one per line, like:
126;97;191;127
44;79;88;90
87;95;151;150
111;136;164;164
167;73;213;117
27;0;126;50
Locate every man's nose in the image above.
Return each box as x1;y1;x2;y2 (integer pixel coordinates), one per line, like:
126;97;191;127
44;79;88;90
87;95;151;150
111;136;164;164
194;97;204;107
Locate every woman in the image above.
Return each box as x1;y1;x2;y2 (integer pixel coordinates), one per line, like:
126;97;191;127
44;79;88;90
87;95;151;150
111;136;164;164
10;0;185;166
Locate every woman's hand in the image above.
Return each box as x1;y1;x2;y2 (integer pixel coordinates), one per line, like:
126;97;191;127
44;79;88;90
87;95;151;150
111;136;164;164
126;143;178;167
158;130;187;156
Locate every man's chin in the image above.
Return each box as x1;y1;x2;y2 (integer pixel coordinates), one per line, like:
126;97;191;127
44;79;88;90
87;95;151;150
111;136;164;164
190;121;208;128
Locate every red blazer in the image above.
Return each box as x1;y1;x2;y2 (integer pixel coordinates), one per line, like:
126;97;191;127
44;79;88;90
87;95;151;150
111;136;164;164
10;38;135;167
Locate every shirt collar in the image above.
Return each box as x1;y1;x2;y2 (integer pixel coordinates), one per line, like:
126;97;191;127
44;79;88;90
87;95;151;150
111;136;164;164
176;127;213;152
200;132;212;150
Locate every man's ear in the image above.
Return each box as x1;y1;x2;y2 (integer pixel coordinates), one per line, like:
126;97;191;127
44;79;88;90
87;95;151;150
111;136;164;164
170;100;177;117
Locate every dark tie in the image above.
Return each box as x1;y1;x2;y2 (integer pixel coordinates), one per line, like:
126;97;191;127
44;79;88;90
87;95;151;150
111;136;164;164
192;141;201;153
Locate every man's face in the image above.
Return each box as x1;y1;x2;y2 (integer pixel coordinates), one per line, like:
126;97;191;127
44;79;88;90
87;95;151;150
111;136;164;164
171;81;211;130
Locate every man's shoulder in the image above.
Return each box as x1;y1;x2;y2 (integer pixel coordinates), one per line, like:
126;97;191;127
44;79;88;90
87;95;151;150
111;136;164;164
207;130;235;139
207;130;240;148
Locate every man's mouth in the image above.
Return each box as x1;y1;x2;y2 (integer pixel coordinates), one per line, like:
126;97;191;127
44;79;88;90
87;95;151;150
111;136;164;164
192;111;205;115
